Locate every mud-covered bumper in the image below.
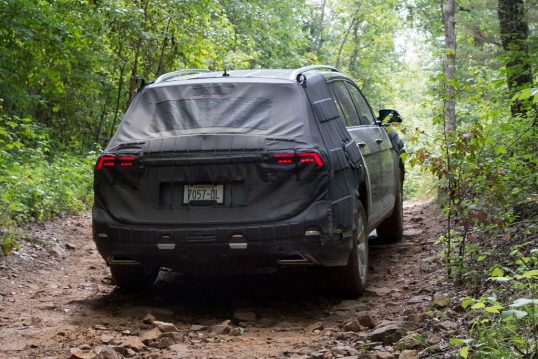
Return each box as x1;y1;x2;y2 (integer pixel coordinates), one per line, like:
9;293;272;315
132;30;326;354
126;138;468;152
92;200;353;271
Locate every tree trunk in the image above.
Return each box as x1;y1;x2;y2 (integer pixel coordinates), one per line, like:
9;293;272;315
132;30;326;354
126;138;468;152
125;0;149;110
498;0;534;116
335;15;357;69
156;16;173;76
125;39;141;110
110;64;126;139
95;91;110;144
442;0;457;132
348;18;360;74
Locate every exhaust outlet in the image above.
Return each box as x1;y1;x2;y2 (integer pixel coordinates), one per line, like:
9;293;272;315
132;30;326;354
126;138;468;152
277;254;312;265
108;257;140;265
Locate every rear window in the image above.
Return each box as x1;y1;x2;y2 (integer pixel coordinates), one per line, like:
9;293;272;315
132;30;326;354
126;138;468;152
151;97;271;132
106;80;318;151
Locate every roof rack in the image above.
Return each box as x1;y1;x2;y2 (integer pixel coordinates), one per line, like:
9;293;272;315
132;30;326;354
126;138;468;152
154;69;210;84
289;65;339;82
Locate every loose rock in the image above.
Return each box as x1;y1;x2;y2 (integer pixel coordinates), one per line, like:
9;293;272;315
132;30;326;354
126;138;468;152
403;228;423;236
157;336;175;349
159;331;185;344
100;335;115;344
229;327;242;336
439;320;458;331
357;312;376;328
140;327;161;344
427;333;442;345
189;324;207;331
432;295;450;308
399;350;418;359
305;322;324;332
113;347;135;357
65;243;76;250
332;345;359;356
342;319;362;332
210;324;231;335
374;351;395;359
120;337;146;352
369;324;404;345
69;348;97;359
397;334;421;350
154;320;178;333
169;343;188;356
95;346;123;359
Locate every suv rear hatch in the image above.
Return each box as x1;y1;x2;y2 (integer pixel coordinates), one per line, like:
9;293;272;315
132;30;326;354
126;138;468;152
94;79;329;225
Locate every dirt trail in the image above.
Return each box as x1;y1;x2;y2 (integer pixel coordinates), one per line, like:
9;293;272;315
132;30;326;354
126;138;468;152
0;200;461;359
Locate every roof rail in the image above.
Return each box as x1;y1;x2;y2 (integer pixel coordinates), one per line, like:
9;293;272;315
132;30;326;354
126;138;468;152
289;65;339;82
154;69;210;84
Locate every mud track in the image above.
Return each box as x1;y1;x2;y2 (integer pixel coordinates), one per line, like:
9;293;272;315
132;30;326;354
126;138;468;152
1;200;461;359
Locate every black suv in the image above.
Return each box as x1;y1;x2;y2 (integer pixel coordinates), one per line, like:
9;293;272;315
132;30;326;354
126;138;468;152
93;66;404;296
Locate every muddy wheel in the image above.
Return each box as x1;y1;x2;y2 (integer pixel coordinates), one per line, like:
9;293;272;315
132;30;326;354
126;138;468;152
376;178;404;242
330;200;368;297
110;264;159;292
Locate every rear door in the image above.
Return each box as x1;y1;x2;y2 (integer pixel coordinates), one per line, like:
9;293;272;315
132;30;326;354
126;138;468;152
328;80;383;219
345;83;396;216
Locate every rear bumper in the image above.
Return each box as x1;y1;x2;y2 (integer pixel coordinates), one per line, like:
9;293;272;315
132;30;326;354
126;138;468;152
92;200;353;271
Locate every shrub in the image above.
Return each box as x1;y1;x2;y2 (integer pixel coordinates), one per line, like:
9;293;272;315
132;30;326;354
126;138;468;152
0;112;95;253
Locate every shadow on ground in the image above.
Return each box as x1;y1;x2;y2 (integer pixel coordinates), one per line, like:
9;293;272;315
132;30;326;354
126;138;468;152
73;235;389;328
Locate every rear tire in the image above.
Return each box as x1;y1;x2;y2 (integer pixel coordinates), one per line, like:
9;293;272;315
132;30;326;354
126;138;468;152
376;178;404;242
110;264;159;292
330;200;368;297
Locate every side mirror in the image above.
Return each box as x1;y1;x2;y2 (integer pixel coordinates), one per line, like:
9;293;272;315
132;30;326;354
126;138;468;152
377;109;402;125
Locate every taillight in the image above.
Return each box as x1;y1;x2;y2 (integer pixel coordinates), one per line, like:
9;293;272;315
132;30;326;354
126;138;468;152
273;152;324;167
274;153;295;165
96;155;137;170
298;152;324;167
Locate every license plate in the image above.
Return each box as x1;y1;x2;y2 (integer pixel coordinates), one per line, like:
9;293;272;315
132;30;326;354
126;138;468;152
183;184;224;204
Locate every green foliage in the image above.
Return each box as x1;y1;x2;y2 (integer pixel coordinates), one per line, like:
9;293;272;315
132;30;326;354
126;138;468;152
0;0;324;148
410;66;537;278
313;0;403;107
452;241;537;358
0;111;95;229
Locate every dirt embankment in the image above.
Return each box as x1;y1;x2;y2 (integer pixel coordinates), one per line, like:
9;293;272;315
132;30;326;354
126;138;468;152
0;200;464;359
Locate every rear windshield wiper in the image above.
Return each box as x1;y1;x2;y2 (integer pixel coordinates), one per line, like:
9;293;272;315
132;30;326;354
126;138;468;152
265;137;306;144
110;141;146;152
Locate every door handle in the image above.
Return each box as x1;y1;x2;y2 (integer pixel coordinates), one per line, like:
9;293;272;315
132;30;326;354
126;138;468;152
357;142;366;147
375;139;383;144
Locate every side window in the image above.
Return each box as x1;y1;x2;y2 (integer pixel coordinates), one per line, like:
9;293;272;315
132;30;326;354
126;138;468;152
346;83;376;125
328;86;349;124
328;81;361;127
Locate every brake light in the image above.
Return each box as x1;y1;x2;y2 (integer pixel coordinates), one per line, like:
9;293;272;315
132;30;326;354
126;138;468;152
96;156;137;170
274;154;294;165
273;152;324;167
298;152;324;167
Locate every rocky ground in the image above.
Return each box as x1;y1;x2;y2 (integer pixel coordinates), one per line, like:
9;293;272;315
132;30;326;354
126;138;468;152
0;200;466;359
